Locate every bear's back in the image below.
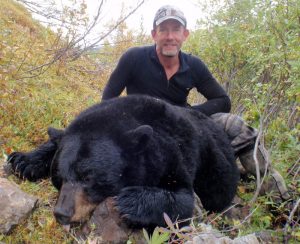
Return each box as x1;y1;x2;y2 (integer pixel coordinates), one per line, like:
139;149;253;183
65;95;201;138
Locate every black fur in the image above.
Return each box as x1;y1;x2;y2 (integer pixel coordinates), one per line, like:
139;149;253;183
8;95;239;227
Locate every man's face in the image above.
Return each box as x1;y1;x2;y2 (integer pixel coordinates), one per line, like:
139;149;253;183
152;19;189;57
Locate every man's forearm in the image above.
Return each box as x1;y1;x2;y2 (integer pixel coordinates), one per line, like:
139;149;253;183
191;96;231;116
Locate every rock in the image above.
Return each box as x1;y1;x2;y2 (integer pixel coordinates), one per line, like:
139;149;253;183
185;223;231;244
189;232;260;244
0;158;12;178
0;178;38;234
192;233;219;244
193;192;203;220
197;223;224;238
255;231;277;243
186;223;261;244
75;197;145;244
219;237;235;244
233;234;259;244
189;234;233;244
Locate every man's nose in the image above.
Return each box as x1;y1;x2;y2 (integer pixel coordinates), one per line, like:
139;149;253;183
166;30;175;39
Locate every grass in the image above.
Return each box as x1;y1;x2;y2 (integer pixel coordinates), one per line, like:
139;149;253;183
0;1;101;242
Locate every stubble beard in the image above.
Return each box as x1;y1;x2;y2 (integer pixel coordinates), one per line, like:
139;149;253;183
162;48;179;57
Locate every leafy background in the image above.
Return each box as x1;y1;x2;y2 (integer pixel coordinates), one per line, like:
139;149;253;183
0;0;299;243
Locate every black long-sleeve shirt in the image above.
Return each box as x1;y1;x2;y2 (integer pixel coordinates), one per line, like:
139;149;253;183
102;45;231;116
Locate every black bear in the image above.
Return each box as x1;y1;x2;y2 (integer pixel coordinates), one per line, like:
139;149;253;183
8;95;239;228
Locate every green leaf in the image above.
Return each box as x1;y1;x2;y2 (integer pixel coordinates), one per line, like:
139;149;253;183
152;231;170;244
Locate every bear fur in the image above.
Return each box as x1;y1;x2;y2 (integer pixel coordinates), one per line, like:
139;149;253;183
8;95;239;228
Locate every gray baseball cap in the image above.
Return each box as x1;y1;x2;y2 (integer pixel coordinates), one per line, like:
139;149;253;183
153;5;187;29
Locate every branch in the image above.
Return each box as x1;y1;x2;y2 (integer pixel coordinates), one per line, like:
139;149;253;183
283;198;300;244
15;0;146;78
75;0;146;57
249;119;263;204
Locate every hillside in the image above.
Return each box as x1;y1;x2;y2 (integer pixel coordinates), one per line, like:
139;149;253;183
0;0;103;242
0;0;105;152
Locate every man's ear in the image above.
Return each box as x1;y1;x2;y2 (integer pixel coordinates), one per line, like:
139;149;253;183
47;127;64;143
151;29;157;40
122;125;153;153
183;28;189;40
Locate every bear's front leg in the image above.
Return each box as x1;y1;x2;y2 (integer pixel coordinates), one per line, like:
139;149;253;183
7;140;57;181
116;186;194;228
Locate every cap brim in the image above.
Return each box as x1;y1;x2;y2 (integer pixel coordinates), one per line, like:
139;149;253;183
155;16;186;27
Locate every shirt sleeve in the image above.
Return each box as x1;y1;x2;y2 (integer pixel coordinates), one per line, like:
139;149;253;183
101;48;135;101
190;57;231;116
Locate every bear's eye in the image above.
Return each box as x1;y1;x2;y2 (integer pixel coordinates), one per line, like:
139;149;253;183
78;174;93;184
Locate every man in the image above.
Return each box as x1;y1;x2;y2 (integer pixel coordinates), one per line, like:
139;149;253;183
102;6;230;116
102;5;289;201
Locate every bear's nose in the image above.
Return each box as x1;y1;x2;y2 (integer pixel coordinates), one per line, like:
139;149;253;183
54;207;72;225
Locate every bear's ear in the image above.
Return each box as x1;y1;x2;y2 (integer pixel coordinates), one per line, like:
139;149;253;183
48;127;64;143
122;125;153;153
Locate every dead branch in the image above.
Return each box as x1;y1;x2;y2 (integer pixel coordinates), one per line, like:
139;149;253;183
283;198;300;244
15;0;146;78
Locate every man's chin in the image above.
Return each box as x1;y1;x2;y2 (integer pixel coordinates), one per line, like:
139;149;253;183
162;49;178;57
162;50;178;57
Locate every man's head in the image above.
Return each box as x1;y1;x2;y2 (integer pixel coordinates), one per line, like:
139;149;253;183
151;5;189;57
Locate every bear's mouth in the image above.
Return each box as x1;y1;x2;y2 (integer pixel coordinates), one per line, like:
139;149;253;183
62;224;71;232
61;220;86;232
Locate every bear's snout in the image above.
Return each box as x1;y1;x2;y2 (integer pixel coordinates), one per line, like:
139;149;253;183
54;182;97;225
54;206;73;225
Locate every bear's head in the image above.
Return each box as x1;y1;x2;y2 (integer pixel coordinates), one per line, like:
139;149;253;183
47;123;154;226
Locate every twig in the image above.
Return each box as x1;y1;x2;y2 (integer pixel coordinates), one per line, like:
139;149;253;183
207;203;240;225
15;0;146;79
203;205;260;235
283;198;300;244
287;157;300;182
250;120;263;204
